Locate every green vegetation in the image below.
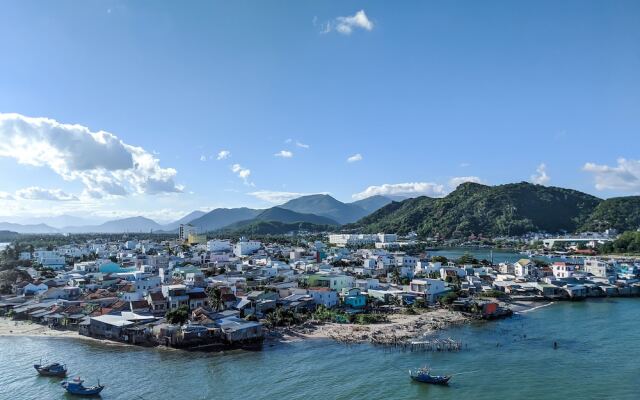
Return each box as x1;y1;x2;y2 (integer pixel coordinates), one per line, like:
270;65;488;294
214;221;335;235
165;305;189;325
600;231;640;254
438;291;460;305
479;289;507;299
350;182;604;238
311;305;388;324
579;196;640;232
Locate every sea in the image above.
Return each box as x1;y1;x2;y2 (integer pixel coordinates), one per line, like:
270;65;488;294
1;298;639;399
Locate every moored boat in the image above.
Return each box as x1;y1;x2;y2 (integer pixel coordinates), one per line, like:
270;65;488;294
61;377;105;396
34;362;67;377
409;367;451;385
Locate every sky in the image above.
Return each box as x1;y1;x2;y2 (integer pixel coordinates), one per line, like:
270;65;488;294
0;0;639;224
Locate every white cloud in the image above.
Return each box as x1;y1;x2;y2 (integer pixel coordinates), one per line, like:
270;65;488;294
449;176;484;188
16;187;78;201
322;10;374;35
274;150;293;158
231;163;252;185
530;163;550;185
200;155;207;162
347;153;363;163
296;141;310;149
352;182;446;201
583;158;640;191
459;162;471;168
0;113;182;198
0;191;14;200
216;150;231;160
248;191;313;204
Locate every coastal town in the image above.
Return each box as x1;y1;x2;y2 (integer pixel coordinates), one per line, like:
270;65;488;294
1;226;640;351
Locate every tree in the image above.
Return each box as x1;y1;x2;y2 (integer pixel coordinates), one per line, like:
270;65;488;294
165;305;189;325
431;256;448;263
206;287;223;311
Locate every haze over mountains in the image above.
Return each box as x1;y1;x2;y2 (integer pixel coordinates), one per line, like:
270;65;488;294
3;184;639;237
0;194;395;234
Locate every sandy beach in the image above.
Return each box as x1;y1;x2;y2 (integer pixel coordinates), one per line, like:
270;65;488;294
0;317;80;338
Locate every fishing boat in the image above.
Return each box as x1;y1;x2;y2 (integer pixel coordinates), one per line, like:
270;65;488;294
61;377;105;396
34;362;67;377
409;367;451;385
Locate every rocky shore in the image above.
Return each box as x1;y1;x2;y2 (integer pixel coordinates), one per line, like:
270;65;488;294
274;308;472;345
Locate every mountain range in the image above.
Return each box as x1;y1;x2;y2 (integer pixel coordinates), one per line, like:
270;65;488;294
349;182;640;238
0;194;393;234
3;184;639;237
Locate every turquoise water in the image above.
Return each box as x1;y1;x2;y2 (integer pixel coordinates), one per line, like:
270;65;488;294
1;298;639;399
429;248;572;264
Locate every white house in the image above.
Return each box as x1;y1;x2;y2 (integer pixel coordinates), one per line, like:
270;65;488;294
584;258;609;277
514;259;535;278
409;278;448;303
233;239;262;257
308;288;338;308
552;262;575;279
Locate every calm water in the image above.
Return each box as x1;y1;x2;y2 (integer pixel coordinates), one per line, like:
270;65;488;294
1;298;639;399
429;248;572;264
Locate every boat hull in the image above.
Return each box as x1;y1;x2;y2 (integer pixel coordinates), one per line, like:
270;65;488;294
34;364;67;378
61;381;105;396
410;374;451;385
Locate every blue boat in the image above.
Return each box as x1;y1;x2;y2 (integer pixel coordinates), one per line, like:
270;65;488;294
34;362;67;377
61;377;105;396
409;367;451;385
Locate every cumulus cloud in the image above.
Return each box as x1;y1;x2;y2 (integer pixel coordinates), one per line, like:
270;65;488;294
530;163;550;185
0;191;14;200
274;150;293;158
231;163;252;184
449;176;484;188
0;113;182;198
217;150;231;160
352;182;446;201
16;187;77;201
583;158;640;191
247;190;321;204
347;153;363;163
200;155;207;162
322;10;374;35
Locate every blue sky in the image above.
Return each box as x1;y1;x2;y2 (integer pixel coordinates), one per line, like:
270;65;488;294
0;0;639;223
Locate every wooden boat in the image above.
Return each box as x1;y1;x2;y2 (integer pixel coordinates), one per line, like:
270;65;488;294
61;377;105;396
34;362;67;377
409;367;451;385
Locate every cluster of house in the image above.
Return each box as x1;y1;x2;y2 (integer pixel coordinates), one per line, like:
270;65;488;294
491;258;640;299
2;233;640;349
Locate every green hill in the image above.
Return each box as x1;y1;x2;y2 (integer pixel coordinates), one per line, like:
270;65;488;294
579;196;640;232
215;221;334;235
350;182;602;238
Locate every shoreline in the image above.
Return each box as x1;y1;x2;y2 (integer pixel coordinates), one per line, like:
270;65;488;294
2;300;551;349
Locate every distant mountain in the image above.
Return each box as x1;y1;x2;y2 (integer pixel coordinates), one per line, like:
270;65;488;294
162;210;207;231
280;194;369;224
224;207;339;230
187;208;262;232
579;196;640;232
350;182;602;238
351;195;395;213
215;220;335;235
62;216;164;233
0;222;59;234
